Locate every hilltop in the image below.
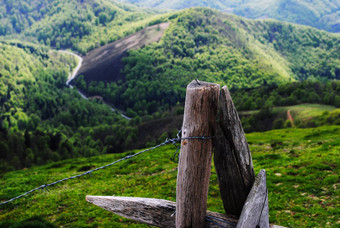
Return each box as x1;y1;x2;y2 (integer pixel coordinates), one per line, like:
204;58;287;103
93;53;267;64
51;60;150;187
116;0;340;33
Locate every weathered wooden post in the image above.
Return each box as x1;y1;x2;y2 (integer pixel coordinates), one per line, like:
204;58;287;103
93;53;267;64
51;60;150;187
237;169;269;228
214;86;255;216
176;80;220;228
85;81;285;228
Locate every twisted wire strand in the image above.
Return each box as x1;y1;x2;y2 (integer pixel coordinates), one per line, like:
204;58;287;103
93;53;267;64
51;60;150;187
0;136;212;206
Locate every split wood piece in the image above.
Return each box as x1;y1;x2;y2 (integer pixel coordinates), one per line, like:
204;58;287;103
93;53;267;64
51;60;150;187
85;196;285;228
176;80;220;228
86;196;237;228
214;85;255;216
237;169;269;228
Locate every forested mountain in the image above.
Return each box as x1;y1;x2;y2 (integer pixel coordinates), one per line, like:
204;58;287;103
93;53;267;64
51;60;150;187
0;0;159;54
74;8;340;116
0;2;339;172
0;41;138;172
116;0;340;33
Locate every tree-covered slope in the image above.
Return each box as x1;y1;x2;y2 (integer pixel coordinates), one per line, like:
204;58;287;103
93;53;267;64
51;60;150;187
74;8;340;116
0;41;139;172
116;0;340;33
0;0;159;54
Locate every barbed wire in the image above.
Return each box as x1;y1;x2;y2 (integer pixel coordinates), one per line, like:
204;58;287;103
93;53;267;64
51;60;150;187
0;135;213;206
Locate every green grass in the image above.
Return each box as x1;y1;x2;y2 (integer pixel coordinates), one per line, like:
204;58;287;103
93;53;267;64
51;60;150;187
241;103;338;119
281;104;337;121
0;126;339;227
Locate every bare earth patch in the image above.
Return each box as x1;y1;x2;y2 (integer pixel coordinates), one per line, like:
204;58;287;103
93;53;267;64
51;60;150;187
76;22;170;83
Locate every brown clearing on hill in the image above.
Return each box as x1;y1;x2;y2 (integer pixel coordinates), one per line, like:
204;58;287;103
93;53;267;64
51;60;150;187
76;22;170;83
287;110;295;127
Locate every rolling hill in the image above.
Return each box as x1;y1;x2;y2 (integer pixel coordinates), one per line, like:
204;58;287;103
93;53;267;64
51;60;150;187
116;0;340;33
73;8;340;115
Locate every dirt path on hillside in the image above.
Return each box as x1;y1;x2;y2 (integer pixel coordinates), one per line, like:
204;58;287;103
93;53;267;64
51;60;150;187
59;50;83;86
287;110;295;127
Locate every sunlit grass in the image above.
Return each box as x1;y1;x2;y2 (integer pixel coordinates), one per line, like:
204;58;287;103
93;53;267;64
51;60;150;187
0;126;339;227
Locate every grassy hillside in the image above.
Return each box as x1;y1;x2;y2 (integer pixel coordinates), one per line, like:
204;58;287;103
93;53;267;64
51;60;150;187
241;104;337;118
0;126;339;227
116;0;340;33
239;104;340;132
0;0;160;54
74;8;340;115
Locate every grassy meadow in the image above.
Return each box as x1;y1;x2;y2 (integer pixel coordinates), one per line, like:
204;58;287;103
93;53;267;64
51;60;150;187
0;126;339;227
241;104;337;116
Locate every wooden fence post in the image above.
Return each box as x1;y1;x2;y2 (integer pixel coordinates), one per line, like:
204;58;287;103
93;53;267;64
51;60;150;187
176;80;220;228
214;86;255;216
86;81;283;228
236;169;269;228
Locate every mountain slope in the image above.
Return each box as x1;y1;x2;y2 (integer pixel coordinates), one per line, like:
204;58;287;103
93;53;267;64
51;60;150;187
0;41;139;172
0;0;159;54
73;8;340;115
116;0;340;33
76;22;170;83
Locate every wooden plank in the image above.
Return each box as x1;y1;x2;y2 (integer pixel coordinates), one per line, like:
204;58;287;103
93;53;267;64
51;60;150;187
236;169;269;228
85;196;238;228
86;196;285;228
176;80;220;228
214;85;255;216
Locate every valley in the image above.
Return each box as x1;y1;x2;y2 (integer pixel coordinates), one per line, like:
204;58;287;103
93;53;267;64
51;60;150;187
0;0;339;227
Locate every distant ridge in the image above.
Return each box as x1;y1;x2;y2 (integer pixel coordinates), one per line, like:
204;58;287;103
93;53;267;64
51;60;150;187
116;0;340;33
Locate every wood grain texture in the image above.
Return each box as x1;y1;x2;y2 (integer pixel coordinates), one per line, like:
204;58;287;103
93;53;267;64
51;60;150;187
214;85;255;216
85;196;238;228
236;169;269;228
86;196;285;228
176;80;220;228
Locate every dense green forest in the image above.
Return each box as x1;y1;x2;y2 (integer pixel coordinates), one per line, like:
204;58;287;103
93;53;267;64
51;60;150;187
117;0;340;33
0;0;160;54
74;8;340;116
0;42;139;172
